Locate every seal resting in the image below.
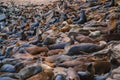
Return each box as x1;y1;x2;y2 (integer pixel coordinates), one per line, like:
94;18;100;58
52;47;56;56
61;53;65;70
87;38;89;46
78;63;95;80
66;41;106;56
66;67;80;80
92;61;111;75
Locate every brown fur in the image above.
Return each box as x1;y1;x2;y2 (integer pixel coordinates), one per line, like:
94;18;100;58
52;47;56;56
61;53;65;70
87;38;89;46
66;67;80;80
69;32;103;43
102;33;120;42
74;64;88;71
25;45;48;55
102;19;117;34
47;49;64;56
60;25;71;32
27;69;54;80
102;12;120;34
57;60;83;68
92;61;111;75
44;61;55;67
87;56;109;62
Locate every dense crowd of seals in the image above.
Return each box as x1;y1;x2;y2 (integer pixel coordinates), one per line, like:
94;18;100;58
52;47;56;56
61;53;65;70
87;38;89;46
0;0;120;80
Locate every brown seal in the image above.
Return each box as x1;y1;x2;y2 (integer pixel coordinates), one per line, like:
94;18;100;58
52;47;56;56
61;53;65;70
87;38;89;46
92;61;111;75
66;67;80;80
25;45;48;55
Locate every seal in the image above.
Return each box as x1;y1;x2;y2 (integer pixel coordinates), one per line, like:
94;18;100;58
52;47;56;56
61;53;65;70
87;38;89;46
73;10;87;24
66;67;80;80
48;36;74;50
92;61;111;75
30;34;42;46
55;74;65;80
68;32;103;43
78;63;95;80
66;41;106;56
105;0;115;8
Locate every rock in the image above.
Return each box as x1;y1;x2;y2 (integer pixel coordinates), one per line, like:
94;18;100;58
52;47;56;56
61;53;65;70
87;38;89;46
106;67;120;80
18;65;42;80
1;64;15;72
108;41;120;64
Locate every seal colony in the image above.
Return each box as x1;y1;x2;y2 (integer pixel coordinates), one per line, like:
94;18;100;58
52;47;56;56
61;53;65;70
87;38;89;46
0;0;120;80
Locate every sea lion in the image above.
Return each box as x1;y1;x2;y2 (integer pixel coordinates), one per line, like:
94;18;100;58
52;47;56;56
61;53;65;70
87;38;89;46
73;10;87;24
47;49;64;56
78;63;95;80
94;71;111;80
5;46;14;58
0;77;17;80
42;37;56;45
55;74;65;80
44;54;72;63
48;36;74;50
57;60;83;68
68;32;103;43
20;30;27;41
105;0;115;8
27;69;54;80
66;41;106;56
92;61;111;75
25;45;48;55
102;33;120;42
66;67;80;80
30;34;42;46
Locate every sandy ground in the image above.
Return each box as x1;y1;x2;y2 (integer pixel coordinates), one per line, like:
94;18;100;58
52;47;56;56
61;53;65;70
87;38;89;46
0;0;56;5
